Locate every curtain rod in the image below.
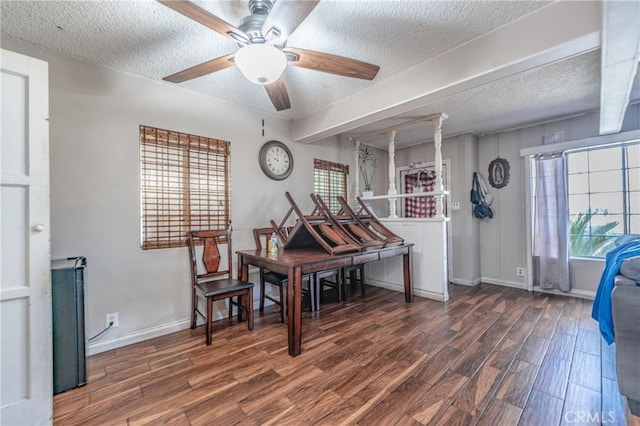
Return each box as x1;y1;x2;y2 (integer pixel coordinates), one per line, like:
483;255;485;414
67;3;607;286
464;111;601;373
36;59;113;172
520;129;640;157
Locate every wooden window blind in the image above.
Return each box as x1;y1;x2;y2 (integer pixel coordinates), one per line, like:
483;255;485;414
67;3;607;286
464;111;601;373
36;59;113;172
313;159;349;214
140;125;231;250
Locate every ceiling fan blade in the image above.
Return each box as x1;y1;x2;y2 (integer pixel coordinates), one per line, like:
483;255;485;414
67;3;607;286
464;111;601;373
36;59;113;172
284;47;380;80
163;53;236;83
265;78;291;111
157;0;248;43
262;0;320;43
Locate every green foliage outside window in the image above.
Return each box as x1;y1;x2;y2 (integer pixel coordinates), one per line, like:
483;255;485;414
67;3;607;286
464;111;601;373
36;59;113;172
569;210;618;257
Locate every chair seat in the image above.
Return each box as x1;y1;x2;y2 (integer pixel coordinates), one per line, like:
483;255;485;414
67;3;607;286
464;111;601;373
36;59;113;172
264;271;288;284
197;278;254;297
264;270;316;284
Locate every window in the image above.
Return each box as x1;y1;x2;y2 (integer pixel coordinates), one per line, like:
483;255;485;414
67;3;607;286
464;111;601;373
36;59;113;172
140;125;231;249
567;142;639;257
313;159;349;214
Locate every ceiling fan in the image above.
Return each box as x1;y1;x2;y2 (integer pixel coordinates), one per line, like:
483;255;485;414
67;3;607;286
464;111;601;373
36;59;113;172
158;0;380;111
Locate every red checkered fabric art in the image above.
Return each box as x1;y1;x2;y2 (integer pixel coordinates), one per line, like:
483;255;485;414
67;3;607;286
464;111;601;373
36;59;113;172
404;171;436;218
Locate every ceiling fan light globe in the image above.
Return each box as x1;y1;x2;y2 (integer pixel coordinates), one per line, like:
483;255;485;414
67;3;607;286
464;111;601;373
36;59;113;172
235;44;287;85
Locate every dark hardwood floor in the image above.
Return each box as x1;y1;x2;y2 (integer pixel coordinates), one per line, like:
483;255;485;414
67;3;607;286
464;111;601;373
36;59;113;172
54;283;640;425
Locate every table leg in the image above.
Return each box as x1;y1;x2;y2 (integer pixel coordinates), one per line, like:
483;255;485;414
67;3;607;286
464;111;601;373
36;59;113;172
238;254;248;282
246;286;254;330
403;246;414;302
287;266;303;356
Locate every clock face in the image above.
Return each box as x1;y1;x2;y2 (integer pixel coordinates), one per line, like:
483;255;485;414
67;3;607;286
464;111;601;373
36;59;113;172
259;141;294;180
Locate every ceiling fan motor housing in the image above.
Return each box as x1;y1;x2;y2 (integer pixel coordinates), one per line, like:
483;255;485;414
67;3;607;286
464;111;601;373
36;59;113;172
238;0;274;44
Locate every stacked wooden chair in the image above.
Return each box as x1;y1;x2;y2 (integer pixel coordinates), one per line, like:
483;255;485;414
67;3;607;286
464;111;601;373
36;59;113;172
336;195;404;247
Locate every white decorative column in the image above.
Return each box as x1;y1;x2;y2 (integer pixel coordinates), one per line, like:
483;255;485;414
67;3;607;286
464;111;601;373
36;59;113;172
387;130;398;218
353;138;360;205
431;114;448;217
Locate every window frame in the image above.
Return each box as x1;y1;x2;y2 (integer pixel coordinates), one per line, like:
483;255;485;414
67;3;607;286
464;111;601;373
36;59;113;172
566;141;639;258
313;159;349;214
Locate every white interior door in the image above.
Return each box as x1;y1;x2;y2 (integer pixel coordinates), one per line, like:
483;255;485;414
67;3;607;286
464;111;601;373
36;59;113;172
1;49;52;425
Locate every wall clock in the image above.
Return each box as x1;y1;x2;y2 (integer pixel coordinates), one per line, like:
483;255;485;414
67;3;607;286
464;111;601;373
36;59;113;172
259;140;294;180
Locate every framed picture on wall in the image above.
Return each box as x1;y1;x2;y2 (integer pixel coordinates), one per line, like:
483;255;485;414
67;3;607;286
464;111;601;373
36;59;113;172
488;157;510;189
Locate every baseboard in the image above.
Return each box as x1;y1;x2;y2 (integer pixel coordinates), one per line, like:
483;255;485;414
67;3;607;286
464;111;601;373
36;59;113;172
87;319;191;356
533;286;596;300
366;278;447;302
449;277;482;287
480;277;527;290
88;300;262;356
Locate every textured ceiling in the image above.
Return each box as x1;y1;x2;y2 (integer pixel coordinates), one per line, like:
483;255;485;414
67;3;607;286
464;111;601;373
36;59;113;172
2;1;637;146
351;50;606;148
1;0;549;119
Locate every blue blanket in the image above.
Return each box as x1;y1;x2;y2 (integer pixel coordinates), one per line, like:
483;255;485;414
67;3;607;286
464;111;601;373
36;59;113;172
592;239;640;344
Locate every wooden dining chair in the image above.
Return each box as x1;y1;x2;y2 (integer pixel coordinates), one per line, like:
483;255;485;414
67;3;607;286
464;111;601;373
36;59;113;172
188;228;254;345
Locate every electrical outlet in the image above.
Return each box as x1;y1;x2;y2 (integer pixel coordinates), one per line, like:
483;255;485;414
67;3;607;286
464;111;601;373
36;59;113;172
516;267;525;277
451;201;461;210
106;312;119;328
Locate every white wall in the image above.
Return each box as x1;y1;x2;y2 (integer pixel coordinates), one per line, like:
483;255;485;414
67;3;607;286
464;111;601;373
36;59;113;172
478;104;640;294
477;131;528;290
384;134;482;287
2;38;352;353
386;105;639;297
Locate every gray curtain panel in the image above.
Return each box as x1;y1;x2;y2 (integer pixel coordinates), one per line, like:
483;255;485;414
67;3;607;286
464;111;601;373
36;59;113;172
533;154;570;291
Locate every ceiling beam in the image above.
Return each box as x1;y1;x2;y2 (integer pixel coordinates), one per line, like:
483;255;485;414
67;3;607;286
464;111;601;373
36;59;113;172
599;0;640;135
293;1;601;144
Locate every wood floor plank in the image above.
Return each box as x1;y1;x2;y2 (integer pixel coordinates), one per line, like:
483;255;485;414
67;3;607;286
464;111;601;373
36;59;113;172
575;327;601;356
451;364;503;417
54;386;144;425
284;359;356;406
358;375;431;425
568;350;601;393
533;354;571;399
245;396;295;425
52;393;89;419
433;403;474;426
92;358;193;402
519;389;564;426
407;370;468;424
476;398;522;426
50;285;638;426
277;389;343;425
186;399;247;425
395;414;425;426
331;355;396;399
504;318;536;343
516;335;550;366
128;408;190;425
238;364;322;416
560;384;601;426
547;331;577;360
495;360;539;408
412;344;463;385
485;338;523;372
451;320;512;377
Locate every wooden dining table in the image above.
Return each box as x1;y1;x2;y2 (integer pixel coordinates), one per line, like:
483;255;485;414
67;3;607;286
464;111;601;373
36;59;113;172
237;244;414;357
